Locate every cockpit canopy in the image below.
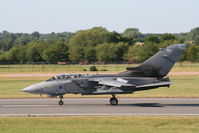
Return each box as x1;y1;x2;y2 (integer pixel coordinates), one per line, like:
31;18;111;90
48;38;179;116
47;74;87;81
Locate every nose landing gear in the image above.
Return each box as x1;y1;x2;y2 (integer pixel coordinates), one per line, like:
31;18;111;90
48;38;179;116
109;94;118;106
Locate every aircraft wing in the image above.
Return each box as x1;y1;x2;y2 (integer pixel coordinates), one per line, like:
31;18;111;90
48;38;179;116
136;81;173;88
90;78;136;87
90;77;171;89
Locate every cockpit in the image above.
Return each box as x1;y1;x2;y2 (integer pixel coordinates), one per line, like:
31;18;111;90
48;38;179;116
46;74;86;81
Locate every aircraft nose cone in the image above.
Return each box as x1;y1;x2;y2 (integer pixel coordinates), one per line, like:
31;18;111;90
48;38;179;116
21;84;42;94
22;86;35;93
21;87;32;93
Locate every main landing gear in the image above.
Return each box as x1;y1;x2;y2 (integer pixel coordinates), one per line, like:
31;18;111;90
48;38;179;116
58;95;64;105
109;94;118;106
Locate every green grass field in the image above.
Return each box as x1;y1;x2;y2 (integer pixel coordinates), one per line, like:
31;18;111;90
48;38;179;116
0;116;199;133
1;62;199;73
0;76;199;98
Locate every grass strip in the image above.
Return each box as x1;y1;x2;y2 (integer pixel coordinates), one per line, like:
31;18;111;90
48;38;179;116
0;116;199;133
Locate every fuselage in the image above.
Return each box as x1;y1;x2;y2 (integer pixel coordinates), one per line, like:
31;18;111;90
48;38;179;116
22;73;167;96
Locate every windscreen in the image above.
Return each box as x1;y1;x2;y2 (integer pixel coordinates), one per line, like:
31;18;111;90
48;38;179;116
46;74;82;81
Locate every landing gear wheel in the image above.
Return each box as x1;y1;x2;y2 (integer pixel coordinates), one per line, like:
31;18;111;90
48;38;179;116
58;95;64;105
110;97;118;106
59;100;64;105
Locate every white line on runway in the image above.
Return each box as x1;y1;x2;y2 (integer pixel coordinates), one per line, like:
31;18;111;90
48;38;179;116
2;105;54;107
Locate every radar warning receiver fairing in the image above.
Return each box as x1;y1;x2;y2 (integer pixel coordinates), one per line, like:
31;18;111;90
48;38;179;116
22;44;187;105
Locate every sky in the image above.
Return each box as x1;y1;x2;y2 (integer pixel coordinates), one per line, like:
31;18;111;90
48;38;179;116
0;0;198;33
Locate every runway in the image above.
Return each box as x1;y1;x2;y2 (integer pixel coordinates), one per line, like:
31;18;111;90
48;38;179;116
0;98;199;116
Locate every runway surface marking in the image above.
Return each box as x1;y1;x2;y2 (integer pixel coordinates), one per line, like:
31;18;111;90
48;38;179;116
0;98;199;116
2;105;53;107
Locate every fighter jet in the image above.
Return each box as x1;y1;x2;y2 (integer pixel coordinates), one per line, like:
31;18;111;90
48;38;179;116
22;44;187;105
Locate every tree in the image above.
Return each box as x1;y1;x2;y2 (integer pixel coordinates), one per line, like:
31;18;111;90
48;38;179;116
5;49;18;62
84;47;96;61
69;27;110;62
186;45;199;61
131;35;160;62
123;28;142;38
0;53;6;61
0;31;74;52
69;27;111;47
26;42;47;62
69;27;132;62
42;42;69;62
145;35;160;43
3;46;27;62
13;34;32;46
31;31;40;38
96;42;128;62
110;31;134;45
0;32;15;50
187;27;199;45
160;33;176;42
125;45;142;62
96;44;110;61
69;46;84;62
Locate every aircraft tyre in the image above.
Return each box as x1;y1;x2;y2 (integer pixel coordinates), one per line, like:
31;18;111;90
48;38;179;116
110;97;118;106
59;100;64;105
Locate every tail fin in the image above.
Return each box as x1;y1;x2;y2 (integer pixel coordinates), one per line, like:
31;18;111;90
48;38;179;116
119;44;187;78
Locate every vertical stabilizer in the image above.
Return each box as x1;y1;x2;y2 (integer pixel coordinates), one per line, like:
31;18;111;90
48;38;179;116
119;44;187;78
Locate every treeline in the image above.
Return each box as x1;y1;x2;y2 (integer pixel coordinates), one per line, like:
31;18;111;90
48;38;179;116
0;27;199;63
